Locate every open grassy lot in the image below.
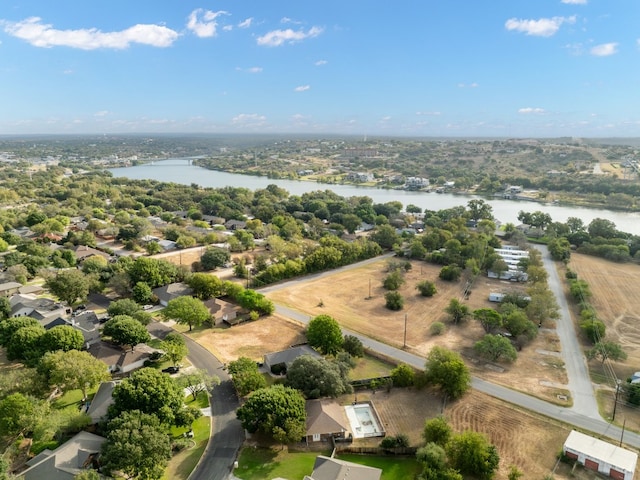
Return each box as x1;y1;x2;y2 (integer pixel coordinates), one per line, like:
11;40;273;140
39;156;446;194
264;257;568;404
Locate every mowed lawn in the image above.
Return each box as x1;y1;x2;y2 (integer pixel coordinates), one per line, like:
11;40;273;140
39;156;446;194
234;447;421;480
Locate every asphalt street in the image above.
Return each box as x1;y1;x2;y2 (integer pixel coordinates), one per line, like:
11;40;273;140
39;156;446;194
147;323;245;480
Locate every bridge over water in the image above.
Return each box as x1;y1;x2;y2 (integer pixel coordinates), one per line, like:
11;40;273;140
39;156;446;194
147;158;195;166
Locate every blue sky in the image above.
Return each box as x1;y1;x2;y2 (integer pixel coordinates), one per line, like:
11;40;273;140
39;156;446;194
1;1;639;137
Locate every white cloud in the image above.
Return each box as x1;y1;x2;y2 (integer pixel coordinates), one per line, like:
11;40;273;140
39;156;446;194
257;26;323;47
94;110;110;117
561;0;587;4
238;18;253;29
315;59;328;66
186;9;229;38
247;66;263;73
1;16;179;49
294;85;310;92
416;111;441;116
281;17;302;25
590;42;618;56
505;16;576;37
457;82;479;88
231;113;267;126
518;107;546;114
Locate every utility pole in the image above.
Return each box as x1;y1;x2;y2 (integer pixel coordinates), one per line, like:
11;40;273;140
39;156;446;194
403;314;407;349
613;379;622;422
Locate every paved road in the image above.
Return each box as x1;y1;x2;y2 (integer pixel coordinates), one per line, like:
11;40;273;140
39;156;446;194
147;323;245;480
535;245;601;418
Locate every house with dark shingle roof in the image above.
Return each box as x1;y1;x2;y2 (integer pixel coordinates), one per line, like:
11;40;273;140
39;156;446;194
152;282;193;306
304;455;382;480
87;341;159;374
263;345;322;373
18;431;105;480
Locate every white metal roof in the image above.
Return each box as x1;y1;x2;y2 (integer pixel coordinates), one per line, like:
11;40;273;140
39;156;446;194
564;430;638;473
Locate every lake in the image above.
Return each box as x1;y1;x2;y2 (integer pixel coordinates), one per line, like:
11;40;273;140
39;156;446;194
109;159;640;235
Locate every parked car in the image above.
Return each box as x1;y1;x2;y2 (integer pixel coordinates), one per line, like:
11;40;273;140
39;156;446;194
162;366;180;374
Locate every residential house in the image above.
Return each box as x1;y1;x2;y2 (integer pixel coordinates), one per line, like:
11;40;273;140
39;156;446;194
88;341;159;374
65;311;102;349
0;281;22;297
73;245;111;263
157;239;178;251
204;298;239;326
152;282;193;306
345;172;374;183
86;381;116;424
10;295;68;323
305;399;350;444
18;284;44;296
303;455;382;480
263;345;322;374
563;430;637;480
18;431;106;480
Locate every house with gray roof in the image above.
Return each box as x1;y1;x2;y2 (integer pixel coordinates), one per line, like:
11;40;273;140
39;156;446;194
18;431;105;480
304;455;382;480
0;281;22;297
87;341;159;374
152;282;193;306
86;381;116;424
263;345;322;374
10;294;68;323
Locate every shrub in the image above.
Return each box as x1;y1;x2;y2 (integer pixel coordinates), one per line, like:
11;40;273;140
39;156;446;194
383;270;405;290
385;291;404;311
439;265;462;281
416;280;437;297
430;322;445;336
391;364;415;387
380;433;410;449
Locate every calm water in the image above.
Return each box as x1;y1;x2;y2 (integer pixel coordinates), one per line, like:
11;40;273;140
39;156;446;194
109;159;640;235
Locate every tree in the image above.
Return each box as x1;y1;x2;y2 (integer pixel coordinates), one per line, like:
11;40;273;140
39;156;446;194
0;393;38;437
40;349;110;400
132;281;154;304
161;332;188;367
473;308;502;334
286;355;351;399
102;315;151;350
200;247;231;271
587;342;627;364
371;224;401;249
161;296;211;331
422;415;452;446
383;269;405;290
467;199;493;222
45;269;91;306
74;470;101;480
306;314;343;355
424;346;471;399
6;324;45;364
40;325;85;353
342;335;364;357
101;410;171;480
508;465;524;480
548;237;571;261
588;218;618;239
228;357;267;396
416;280;437;297
445;298;469;324
107;298;143;317
110;367;184;426
474;334;518;362
188;272;224;300
236;385;306;443
0;298;11;321
503;309;537;341
446;431;500;480
580;318;606;344
384;291;404;310
391;364;415;387
0;316;40;346
178;368;220;401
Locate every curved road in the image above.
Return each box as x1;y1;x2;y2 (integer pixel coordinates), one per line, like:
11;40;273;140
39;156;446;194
147;323;245;480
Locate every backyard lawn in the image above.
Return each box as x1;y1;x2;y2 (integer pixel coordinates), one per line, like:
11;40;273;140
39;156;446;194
234;447;421;480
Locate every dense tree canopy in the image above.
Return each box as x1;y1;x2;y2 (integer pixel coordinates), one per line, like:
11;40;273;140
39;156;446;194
424;346;471;399
40;349;110;400
103;315;151;350
286;355;352;399
236;385;306;443
161;295;211;331
306;314;343;355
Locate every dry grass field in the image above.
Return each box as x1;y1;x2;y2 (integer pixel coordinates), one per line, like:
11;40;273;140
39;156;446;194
567;253;640;429
264;258;569;403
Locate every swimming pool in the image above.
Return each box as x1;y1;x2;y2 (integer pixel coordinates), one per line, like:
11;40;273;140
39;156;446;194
344;402;384;439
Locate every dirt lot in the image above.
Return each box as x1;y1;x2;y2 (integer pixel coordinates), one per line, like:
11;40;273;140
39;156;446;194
264;258;569;403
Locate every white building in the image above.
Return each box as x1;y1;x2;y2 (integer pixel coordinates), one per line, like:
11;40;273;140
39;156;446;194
563;430;637;480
